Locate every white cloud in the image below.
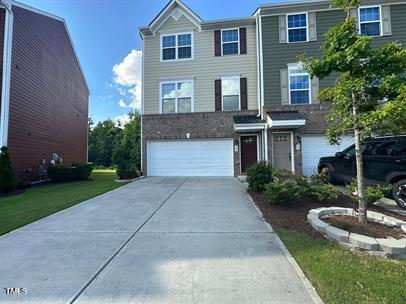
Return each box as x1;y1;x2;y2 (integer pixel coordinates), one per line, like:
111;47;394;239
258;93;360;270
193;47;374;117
113;49;142;111
118;99;127;108
114;114;130;128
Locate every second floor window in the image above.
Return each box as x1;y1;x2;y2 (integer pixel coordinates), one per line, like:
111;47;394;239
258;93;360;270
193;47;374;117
287;13;307;43
222;29;239;55
161;81;193;113
289;64;310;104
161;33;193;61
222;76;240;111
359;6;381;36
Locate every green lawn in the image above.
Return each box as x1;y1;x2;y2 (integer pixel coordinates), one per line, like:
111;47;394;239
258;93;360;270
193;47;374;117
277;228;406;304
0;170;126;236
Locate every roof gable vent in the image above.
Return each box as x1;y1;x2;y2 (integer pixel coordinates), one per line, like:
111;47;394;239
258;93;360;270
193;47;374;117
171;8;183;21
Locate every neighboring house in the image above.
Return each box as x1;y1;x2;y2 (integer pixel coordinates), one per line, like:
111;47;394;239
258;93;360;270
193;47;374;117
140;0;405;177
0;1;89;183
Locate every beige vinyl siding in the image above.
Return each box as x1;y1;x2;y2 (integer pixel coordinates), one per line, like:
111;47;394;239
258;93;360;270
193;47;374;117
143;15;258;114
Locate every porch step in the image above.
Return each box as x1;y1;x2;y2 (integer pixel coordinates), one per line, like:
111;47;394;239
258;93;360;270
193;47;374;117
237;175;248;189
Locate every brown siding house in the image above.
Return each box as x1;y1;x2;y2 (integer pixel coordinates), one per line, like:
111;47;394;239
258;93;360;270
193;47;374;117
0;2;89;183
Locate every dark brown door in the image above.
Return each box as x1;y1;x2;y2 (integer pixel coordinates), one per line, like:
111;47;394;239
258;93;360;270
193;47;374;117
241;135;258;173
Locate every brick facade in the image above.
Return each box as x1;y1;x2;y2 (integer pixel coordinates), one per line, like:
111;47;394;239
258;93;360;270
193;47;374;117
142;110;258;176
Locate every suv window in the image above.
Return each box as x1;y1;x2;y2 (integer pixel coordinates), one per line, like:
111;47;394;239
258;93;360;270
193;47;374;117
364;140;396;156
345;144;365;157
392;140;406;157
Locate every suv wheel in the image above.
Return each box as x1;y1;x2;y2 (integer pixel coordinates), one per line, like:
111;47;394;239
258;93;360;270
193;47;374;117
392;180;406;210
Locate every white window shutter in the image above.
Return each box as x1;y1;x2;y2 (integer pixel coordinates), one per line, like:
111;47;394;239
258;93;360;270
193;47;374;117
311;76;319;104
308;12;317;41
279;15;287;43
382;5;392;36
280;69;289;105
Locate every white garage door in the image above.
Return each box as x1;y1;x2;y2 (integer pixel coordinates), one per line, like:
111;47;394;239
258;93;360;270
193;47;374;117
147;139;234;176
302;136;354;176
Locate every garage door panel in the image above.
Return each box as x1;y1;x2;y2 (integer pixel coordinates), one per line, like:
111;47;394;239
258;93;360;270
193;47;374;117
147;139;233;176
302;136;353;176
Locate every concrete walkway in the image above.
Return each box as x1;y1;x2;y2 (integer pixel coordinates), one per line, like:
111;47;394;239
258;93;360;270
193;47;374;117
0;177;321;304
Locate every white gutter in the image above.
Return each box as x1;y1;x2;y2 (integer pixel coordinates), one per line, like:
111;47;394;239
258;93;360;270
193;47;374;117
258;14;265;116
255;13;261;117
0;0;13;147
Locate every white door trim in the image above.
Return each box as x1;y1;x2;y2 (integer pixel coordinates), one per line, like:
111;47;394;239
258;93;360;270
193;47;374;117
239;134;260;174
272;131;295;173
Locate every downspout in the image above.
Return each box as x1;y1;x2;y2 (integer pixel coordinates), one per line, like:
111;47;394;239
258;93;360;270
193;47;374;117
258;13;264;118
140;32;145;174
264;125;268;161
255;13;261;117
0;0;13;147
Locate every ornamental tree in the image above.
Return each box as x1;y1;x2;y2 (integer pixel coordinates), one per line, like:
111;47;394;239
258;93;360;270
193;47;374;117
301;0;406;222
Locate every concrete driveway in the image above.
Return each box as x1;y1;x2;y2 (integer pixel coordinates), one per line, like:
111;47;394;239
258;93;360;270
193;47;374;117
0;177;321;304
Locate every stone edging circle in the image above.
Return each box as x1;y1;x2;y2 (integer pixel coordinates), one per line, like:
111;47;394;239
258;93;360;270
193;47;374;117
307;207;406;259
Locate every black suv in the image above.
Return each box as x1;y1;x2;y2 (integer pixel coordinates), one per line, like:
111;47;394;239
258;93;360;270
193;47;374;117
318;136;406;209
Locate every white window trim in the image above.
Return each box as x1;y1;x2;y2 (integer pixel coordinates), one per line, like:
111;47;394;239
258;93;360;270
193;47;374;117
221;75;241;111
358;5;383;37
159;80;194;114
286;12;309;43
221;28;240;56
288;63;312;105
160;32;194;62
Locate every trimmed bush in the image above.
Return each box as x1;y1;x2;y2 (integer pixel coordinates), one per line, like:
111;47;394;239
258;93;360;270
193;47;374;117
47;165;71;182
308;183;340;202
72;163;93;180
116;163;140;180
246;161;273;192
265;179;305;204
0;146;16;193
346;180;391;205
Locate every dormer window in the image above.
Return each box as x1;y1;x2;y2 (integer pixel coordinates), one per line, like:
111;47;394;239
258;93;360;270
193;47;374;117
161;33;193;61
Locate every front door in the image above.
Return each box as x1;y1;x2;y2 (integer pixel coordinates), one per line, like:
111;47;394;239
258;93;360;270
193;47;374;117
273;133;292;171
241;135;258;173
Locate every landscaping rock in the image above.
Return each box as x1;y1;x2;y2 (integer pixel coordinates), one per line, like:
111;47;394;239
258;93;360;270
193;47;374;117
376;238;406;255
349;233;379;251
310;218;330;233
325;226;349;243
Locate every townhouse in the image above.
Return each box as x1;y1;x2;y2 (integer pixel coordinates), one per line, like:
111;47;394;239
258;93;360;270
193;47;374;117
139;0;406;177
0;1;89;183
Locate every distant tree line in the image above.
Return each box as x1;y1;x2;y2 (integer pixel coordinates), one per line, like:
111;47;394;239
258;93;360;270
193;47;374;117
88;111;141;178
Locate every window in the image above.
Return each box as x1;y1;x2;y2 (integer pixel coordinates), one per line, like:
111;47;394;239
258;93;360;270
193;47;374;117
222;76;240;111
161;33;193;61
288;64;310;104
222;29;239;55
287;13;307;43
364;141;396;156
392;140;406;157
161;81;193;113
359;6;381;36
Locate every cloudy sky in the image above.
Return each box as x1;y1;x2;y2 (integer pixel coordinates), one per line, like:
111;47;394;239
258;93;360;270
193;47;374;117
19;0;293;124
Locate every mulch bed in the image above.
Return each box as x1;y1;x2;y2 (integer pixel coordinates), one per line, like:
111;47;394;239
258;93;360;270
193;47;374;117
325;215;405;239
249;191;406;239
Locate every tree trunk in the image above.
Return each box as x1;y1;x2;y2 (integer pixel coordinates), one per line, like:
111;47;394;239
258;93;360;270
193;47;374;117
352;94;367;223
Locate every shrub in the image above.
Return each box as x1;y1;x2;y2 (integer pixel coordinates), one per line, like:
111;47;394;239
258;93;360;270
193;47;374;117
116;164;140;180
47;165;71;182
71;163;93;180
246;161;273;192
346;180;391;205
308;183;340;202
273;168;309;189
0;146;16;193
265;179;305;204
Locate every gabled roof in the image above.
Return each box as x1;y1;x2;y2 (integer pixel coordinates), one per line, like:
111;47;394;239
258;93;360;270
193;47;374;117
10;1;90;93
148;0;203;34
